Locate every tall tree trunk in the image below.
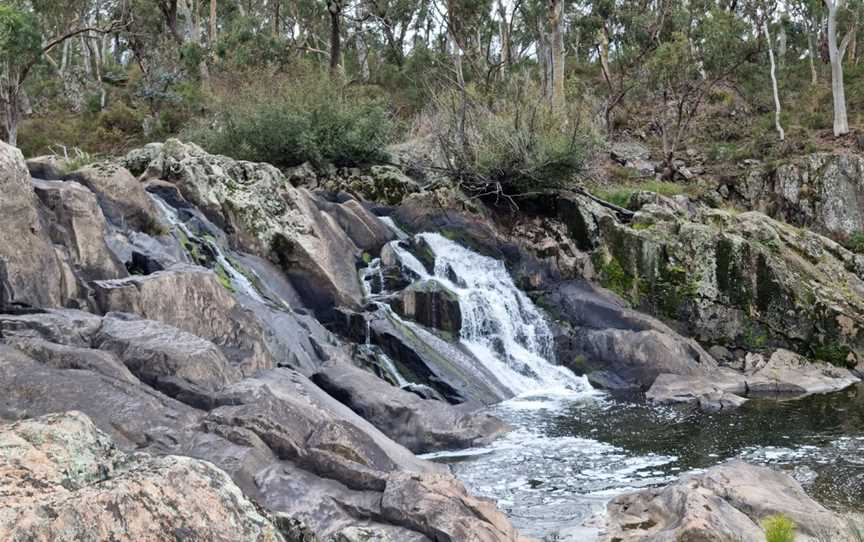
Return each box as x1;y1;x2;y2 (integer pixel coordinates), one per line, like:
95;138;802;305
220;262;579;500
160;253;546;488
328;0;342;76
808;31;819;85
210;0;217;42
273;0;280;35
776;20;787;68
497;0;510;71
548;0;566;111
826;0;850;136
765;21;785;141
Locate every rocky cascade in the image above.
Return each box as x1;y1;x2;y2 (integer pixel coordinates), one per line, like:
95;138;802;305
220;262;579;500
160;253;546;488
0;140;530;541
4;137;864;541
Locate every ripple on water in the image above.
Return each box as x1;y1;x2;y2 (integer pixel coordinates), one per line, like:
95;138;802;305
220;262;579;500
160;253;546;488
430;384;864;541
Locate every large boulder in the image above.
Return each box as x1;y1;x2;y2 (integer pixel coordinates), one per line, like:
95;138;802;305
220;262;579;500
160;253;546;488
129;139;392;312
391;279;463;335
738;152;864;240
0;411;284;542
32;179;127;281
0;141;68;308
311;360;508;454
92;265;272;376
65;162;163;233
94;313;242;398
600;461;860;542
544;280;720;391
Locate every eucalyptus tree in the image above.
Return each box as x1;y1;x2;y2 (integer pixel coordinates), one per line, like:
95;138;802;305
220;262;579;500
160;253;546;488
824;0;854;135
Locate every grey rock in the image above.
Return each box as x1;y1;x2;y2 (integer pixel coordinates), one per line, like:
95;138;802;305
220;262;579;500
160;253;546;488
391;279;463;335
0;411;285;542
92;265;273;376
33;179;127;281
95;313;242;394
0;141;68;308
312;360;508;454
65;162;163;233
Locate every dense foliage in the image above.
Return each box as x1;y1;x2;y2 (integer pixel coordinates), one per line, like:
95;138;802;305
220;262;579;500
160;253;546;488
4;0;864;192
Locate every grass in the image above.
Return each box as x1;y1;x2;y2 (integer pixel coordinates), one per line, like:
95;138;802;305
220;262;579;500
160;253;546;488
589;180;703;208
763;514;795;542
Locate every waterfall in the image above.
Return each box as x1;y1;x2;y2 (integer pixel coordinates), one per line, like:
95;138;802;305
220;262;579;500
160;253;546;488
149;194;268;305
368;228;591;398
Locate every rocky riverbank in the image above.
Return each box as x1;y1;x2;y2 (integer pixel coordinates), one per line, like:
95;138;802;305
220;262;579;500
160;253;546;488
3;138;864;540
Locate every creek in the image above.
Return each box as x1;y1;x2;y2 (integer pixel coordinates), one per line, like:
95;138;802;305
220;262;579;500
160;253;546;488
368;228;864;541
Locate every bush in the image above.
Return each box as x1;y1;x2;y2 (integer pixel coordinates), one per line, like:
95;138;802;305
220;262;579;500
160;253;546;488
425;77;600;196
763;514;795;542
183;70;393;168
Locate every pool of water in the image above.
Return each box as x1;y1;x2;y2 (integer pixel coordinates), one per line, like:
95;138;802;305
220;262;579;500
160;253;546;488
427;384;864;541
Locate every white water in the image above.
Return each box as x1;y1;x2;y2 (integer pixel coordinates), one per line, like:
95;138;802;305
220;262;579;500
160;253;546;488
389;232;592;397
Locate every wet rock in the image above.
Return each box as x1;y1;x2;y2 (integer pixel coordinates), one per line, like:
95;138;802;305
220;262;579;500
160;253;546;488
0;411;284;542
0;141;67;308
65;162;163;233
312;360;508;454
92;265;272;376
391;279;462;335
545;281;719;391
600;461;860;542
134;139;372;312
335;308;508;405
33;179;127;281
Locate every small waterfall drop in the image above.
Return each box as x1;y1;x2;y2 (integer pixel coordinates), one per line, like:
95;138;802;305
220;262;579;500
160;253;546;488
417;233;589;396
365;226;591;398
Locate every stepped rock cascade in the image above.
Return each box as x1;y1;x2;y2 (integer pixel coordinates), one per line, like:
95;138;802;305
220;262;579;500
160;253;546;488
366;230;591;397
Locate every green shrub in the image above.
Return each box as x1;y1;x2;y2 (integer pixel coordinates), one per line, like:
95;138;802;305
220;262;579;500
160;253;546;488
425;77;600;196
183;70;393;168
845;232;864;254
763;514;795;542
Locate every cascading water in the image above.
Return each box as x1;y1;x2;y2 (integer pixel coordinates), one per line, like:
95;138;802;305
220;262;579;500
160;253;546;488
376;232;591;397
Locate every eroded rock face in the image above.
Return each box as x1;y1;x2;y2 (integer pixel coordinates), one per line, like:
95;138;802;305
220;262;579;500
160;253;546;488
92;265;273;376
65;162;163;233
600;461;860;542
312;360;508;454
128;139;392;311
576;191;864;369
739;152;864;239
0;141;67;308
544;280;719;391
0;411;284;542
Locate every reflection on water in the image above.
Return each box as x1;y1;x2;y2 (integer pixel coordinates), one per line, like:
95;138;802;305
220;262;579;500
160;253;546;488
430;384;864;541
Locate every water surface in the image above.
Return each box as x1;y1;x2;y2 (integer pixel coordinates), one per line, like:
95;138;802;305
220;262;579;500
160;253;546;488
429;385;864;541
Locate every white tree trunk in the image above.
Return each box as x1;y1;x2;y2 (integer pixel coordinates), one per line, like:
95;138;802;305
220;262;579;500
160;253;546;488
764;21;785;141
548;0;566;111
826;0;850;136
